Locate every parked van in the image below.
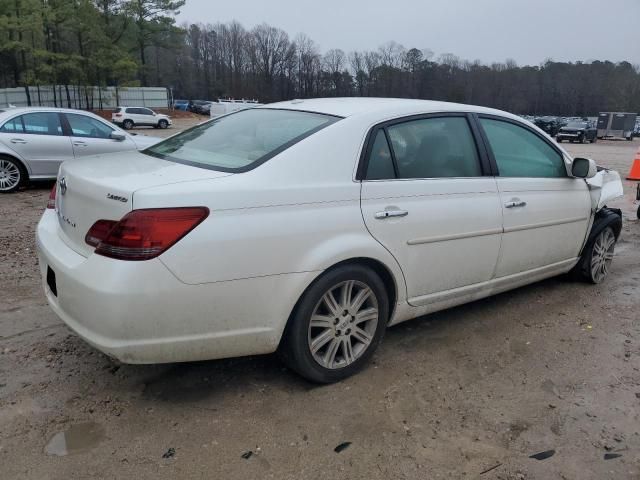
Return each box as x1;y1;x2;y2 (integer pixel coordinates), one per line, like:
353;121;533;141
210;99;262;118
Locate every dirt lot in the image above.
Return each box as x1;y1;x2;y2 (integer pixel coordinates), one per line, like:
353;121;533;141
1;135;639;479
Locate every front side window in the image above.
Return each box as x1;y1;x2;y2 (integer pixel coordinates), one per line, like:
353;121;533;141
140;108;154;115
145;109;339;172
480;118;566;178
65;113;114;139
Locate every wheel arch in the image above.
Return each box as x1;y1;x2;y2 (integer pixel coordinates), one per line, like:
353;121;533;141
580;207;622;256
0;152;31;179
278;255;401;350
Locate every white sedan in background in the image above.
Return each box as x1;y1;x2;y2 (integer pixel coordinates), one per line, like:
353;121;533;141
0;107;159;192
36;98;623;383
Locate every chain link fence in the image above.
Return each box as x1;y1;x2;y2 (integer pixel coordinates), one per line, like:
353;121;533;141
0;86;170;110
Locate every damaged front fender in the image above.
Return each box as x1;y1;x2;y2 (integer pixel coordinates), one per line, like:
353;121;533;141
586;167;624;211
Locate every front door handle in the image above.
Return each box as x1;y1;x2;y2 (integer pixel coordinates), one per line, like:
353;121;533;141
505;200;527;208
10;138;26;144
375;209;408;219
73;141;87;147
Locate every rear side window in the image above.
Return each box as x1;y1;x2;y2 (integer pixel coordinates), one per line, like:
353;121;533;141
1;113;63;136
145;109;340;172
0;117;24;133
365;116;482;179
480;118;566;178
366;130;395;180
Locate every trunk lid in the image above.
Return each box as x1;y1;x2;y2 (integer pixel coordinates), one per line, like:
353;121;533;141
55;151;231;257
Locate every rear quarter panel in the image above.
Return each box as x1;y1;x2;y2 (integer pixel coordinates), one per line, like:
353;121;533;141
133;118;407;295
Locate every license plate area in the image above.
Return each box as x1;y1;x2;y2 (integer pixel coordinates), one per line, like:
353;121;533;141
47;266;57;297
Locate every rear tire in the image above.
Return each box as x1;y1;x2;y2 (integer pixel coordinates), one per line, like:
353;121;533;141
122;119;134;130
0;156;26;193
279;264;389;383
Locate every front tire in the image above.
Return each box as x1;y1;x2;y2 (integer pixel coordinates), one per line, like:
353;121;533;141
580;226;616;284
280;265;389;383
158;119;169;129
0;157;25;193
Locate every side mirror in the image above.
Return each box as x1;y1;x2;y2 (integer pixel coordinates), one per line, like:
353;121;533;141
110;131;126;141
572;157;597;178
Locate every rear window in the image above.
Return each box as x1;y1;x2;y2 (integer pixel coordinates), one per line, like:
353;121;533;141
144;109;340;172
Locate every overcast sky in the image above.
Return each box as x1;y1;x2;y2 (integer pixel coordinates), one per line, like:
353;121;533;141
177;0;639;65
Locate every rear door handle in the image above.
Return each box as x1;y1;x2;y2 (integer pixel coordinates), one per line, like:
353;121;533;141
10;138;26;144
375;210;408;219
505;200;527;208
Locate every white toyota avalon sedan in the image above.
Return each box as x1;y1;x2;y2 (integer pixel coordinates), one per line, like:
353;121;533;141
36;98;624;383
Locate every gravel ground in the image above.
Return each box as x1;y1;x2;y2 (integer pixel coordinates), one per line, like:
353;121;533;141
0;135;639;479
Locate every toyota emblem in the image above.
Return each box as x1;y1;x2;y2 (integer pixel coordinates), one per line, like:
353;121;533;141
59;177;67;195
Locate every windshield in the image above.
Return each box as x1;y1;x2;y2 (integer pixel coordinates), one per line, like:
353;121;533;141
144;109;340;172
567;121;588;128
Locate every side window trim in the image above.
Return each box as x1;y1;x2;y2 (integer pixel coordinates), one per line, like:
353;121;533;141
382;127;400;178
475;113;567;177
357;112;490;181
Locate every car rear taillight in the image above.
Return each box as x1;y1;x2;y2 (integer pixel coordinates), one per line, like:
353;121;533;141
85;219;118;247
93;207;209;261
47;183;57;209
115;113;122;117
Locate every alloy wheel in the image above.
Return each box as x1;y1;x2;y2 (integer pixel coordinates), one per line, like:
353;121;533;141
0;159;21;191
307;280;379;369
590;228;615;283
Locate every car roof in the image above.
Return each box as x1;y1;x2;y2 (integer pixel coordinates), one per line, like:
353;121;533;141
0;106;100;118
261;97;523;121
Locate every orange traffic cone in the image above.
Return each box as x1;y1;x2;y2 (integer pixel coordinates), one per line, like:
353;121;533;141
628;147;640;180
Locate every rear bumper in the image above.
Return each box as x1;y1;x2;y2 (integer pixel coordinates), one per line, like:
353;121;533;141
36;210;315;364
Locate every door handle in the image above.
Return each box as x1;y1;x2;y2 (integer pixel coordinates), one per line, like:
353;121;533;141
505;200;527;208
73;141;87;146
10;138;26;144
375;209;408;219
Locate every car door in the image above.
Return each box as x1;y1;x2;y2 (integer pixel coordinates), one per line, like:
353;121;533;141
359;114;503;306
63;113;137;157
477;116;591;278
125;107;141;125
0;112;73;177
136;108;155;125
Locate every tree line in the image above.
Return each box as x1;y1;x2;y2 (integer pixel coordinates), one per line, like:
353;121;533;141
1;0;639;115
